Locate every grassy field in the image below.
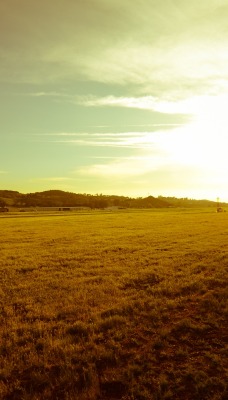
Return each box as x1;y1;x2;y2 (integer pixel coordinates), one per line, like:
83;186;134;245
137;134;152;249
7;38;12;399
0;209;227;399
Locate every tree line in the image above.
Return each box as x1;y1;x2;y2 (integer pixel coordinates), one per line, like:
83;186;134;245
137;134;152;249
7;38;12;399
0;190;222;210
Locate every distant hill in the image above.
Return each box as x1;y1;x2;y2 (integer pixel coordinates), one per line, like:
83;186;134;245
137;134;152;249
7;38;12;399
157;196;225;208
0;190;224;210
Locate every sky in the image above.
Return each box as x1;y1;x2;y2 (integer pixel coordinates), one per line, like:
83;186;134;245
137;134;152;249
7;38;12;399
1;0;228;201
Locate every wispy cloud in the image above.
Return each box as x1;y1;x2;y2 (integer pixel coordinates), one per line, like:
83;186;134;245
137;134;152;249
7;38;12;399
73;94;228;117
26;91;228;119
26;91;68;98
73;95;189;114
76;156;165;178
1;0;228;99
35;130;176;150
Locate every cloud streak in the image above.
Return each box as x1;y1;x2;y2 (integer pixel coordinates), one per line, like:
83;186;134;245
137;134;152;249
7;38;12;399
34;130;178;150
24;90;228;120
75;154;168;179
72;94;195;114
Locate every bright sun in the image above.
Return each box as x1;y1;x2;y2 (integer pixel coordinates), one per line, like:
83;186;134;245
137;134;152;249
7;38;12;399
162;95;228;170
149;94;228;200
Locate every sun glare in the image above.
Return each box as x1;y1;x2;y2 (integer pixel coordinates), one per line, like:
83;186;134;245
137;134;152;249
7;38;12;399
157;95;228;170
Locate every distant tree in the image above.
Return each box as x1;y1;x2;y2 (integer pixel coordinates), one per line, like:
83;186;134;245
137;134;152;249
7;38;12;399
0;199;6;207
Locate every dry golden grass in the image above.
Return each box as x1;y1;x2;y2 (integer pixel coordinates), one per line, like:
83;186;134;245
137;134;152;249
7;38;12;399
0;209;227;399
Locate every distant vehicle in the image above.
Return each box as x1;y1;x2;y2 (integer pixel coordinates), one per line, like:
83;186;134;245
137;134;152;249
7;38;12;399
0;207;9;212
217;207;224;212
